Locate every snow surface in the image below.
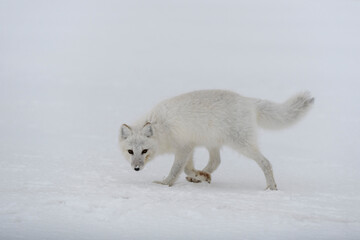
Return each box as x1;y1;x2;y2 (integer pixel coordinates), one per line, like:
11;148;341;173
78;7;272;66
1;0;360;239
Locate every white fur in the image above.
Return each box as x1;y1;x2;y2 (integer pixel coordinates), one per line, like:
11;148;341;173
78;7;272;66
119;90;314;190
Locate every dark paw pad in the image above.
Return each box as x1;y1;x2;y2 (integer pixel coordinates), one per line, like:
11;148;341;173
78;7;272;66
186;176;202;183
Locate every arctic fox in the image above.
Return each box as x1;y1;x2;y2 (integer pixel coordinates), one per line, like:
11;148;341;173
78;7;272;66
119;90;314;190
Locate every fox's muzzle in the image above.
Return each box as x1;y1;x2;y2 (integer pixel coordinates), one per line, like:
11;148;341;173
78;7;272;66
131;159;144;171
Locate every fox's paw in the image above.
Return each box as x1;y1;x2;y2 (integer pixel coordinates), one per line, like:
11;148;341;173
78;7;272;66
265;183;278;191
186;176;202;183
195;171;211;184
153;179;175;187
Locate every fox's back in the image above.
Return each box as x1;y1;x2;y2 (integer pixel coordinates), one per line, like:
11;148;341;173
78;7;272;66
150;90;255;145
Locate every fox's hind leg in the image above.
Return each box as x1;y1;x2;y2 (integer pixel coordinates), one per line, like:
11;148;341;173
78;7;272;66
228;113;278;190
239;145;278;190
184;153;211;184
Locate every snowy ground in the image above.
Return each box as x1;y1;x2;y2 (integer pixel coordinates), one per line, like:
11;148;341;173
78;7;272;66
1;0;360;239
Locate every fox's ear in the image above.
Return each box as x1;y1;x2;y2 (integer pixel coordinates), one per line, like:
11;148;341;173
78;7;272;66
120;124;132;140
142;122;153;138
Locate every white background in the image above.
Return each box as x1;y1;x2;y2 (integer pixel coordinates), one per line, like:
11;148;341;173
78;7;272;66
1;0;360;239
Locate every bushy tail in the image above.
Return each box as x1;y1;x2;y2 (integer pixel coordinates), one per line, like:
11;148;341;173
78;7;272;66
255;92;314;130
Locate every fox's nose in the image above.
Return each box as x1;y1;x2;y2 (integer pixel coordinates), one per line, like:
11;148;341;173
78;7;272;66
134;166;140;171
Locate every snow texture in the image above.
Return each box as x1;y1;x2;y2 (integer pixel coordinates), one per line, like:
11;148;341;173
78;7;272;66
1;0;360;239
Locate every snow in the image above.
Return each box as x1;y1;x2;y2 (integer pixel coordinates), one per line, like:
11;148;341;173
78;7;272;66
1;0;360;239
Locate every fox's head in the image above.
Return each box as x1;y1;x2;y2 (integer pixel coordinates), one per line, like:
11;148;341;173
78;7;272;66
119;122;157;171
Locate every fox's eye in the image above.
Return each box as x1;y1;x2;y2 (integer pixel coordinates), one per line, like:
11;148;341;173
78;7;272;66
128;150;134;155
142;149;148;154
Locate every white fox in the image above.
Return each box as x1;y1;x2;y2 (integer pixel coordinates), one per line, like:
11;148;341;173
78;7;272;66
119;90;314;190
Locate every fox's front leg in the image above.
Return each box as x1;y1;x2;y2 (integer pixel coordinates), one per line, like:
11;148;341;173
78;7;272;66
184;156;211;184
154;146;193;186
